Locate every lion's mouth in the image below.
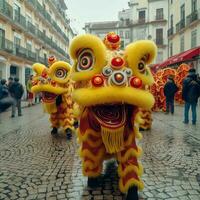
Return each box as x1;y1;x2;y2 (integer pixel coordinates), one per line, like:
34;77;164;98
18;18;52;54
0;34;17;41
42;92;57;103
90;104;127;129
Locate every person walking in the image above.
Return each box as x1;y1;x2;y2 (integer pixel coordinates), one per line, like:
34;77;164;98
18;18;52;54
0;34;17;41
164;75;178;114
26;75;34;106
9;77;24;117
8;77;13;91
182;68;200;125
0;79;13;112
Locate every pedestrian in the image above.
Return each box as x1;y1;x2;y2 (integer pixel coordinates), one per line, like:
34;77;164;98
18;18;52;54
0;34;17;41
26;75;34;106
0;79;14;113
182;68;200;125
9;77;24;117
163;75;178;114
8;77;13;91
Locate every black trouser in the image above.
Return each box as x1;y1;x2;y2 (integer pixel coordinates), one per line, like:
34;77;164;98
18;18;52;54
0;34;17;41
166;98;174;114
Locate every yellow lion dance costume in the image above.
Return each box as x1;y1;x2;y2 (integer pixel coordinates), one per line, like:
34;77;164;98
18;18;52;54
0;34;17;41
31;56;74;138
70;32;157;200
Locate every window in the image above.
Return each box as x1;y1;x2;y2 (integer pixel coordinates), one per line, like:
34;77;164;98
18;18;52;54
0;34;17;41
125;31;130;39
170;15;173;28
138;10;145;23
156;28;163;45
180;4;185;20
180;4;185;28
180;35;184;52
170;42;173;56
26;14;32;23
156;8;163;20
0;28;5;49
14;36;21;46
191;29;197;48
192;0;197;12
13;3;20;22
26;41;32;51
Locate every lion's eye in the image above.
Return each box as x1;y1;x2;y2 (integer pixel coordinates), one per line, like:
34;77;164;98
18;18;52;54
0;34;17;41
77;49;94;71
55;68;67;79
138;61;145;73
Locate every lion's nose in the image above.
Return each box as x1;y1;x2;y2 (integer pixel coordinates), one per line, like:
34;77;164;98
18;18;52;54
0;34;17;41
109;71;127;86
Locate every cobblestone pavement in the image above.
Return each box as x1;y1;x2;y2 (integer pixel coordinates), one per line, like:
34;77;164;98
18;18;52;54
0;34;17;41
0;105;199;200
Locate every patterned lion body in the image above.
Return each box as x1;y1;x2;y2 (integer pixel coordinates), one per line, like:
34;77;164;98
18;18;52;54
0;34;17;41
69;32;157;195
31;56;74;133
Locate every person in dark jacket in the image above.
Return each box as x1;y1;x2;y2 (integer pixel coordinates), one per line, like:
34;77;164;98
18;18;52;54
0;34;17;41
182;68;200;125
0;79;14;113
164;75;178;114
9;77;24;117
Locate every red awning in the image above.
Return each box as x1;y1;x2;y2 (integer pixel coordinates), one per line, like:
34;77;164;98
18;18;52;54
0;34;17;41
176;46;200;62
158;46;200;68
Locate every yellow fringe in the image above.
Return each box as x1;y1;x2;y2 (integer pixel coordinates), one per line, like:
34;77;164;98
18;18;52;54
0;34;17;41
78;129;101;142
119;178;144;193
101;126;125;154
83;160;99;170
79;147;105;161
82;167;102;177
118;162;143;177
117;147;142;162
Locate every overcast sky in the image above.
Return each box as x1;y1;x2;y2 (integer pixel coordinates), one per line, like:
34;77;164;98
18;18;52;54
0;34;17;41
66;0;129;34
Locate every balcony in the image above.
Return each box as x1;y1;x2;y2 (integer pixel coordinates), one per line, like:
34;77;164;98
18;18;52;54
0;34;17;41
26;0;69;44
38;56;47;65
0;36;47;64
15;45;27;58
13;11;26;29
186;11;198;26
27;51;36;62
180;19;185;29
155;14;164;21
0;37;13;53
27;21;36;35
156;38;164;46
0;1;68;59
168;27;174;37
176;19;185;33
138;18;146;24
0;0;13;19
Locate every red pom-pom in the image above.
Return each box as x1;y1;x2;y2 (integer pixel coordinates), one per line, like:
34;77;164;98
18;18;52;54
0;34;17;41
91;75;104;87
130;77;143;88
111;57;124;68
107;33;120;43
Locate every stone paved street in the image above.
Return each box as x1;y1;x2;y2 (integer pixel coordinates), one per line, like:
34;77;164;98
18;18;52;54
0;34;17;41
0;105;200;200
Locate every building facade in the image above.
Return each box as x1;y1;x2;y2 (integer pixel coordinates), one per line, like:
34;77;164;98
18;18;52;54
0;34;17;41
167;0;200;72
0;0;75;86
84;21;132;49
128;0;168;63
84;0;168;64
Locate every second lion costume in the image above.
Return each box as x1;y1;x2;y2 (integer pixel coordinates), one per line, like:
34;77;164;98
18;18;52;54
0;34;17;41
31;56;74;138
69;32;157;200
